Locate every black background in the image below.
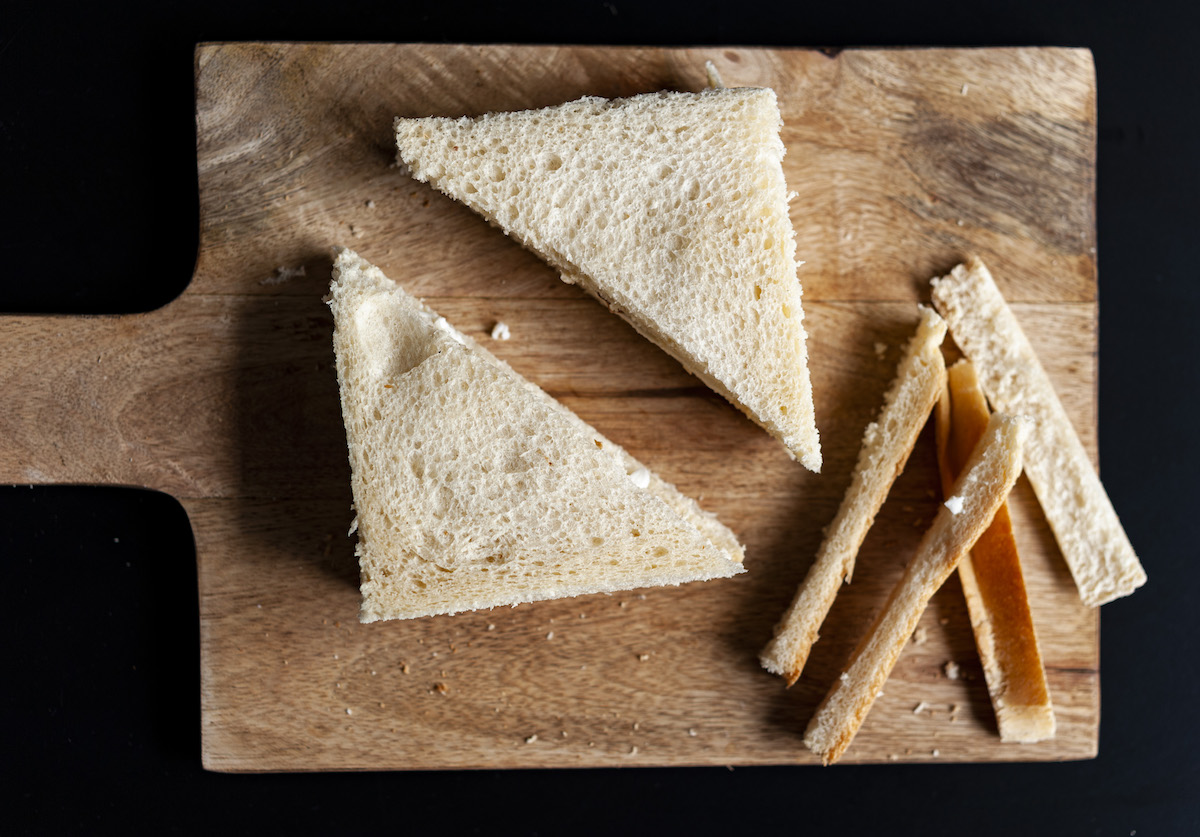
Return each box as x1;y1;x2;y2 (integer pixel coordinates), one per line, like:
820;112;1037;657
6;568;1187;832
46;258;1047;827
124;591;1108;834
3;1;1198;834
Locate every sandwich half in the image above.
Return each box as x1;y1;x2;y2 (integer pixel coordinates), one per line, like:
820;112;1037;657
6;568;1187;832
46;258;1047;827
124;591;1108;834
328;249;745;622
394;87;821;471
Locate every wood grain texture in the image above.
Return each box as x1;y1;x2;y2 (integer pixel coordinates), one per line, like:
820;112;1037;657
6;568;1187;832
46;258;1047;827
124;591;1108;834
0;43;1100;769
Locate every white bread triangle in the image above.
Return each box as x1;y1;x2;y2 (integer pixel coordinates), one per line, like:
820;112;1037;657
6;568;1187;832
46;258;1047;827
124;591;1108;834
328;249;744;622
394;87;821;472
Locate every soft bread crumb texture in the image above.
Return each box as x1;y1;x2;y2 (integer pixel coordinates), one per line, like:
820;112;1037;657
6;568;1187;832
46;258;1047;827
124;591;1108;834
804;413;1030;764
931;258;1146;606
395;87;820;471
760;307;947;684
327;249;744;622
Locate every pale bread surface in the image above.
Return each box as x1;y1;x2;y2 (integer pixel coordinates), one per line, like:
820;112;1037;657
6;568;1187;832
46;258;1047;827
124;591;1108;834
931;258;1145;606
760;307;947;684
394;87;820;471
328;249;744;622
936;360;1055;743
804;412;1031;764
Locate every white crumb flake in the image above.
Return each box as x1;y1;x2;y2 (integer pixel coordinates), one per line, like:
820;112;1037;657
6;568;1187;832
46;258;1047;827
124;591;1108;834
704;60;725;89
525;734;538;744
688;728;698;737
961;82;969;95
490;321;511;340
944;495;965;515
874;342;888;359
629;467;651;489
839;672;850;683
637;653;650;662
347;516;359;536
365;199;376;209
913;701;930;715
433;316;466;344
546;631;554;640
932;749;941;758
944;661;961;680
912;626;929;645
261;265;306;286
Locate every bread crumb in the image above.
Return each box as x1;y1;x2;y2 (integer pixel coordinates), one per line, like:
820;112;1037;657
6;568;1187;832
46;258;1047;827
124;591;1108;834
932;749;940;757
546;631;554;640
525;734;538;744
347;517;358;536
637;653;650;662
688;728;698;737
261;265;307;286
913;701;930;714
944;661;961;680
365;199;376;209
629;467;651;489
874;342;888;359
561;731;568;738
839;672;850;682
629;746;639;755
433;682;449;695
704;60;725;89
400;662;409;674
490;321;511;341
345;708;353;716
912;626;929;645
487;623;495;631
961;83;969;95
633;722;640;731
944;495;965;515
888;754;899;761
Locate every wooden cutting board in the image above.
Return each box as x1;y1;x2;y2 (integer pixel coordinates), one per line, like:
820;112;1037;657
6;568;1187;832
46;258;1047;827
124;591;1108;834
0;43;1101;770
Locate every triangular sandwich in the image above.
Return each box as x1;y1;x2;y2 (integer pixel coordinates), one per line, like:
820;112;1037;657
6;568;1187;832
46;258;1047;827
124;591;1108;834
395;86;821;471
328;249;745;621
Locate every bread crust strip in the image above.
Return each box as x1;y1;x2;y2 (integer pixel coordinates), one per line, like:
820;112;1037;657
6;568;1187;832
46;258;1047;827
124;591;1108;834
760;307;946;685
936;360;1055;743
804;413;1030;764
931;258;1145;606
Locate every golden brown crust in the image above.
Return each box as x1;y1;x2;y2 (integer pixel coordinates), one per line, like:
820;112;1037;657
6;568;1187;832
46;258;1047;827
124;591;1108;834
759;308;946;685
937;360;1055;742
804;412;1029;764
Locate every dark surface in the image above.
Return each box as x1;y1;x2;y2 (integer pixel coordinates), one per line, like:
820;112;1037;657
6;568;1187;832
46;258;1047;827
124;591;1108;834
3;1;1198;834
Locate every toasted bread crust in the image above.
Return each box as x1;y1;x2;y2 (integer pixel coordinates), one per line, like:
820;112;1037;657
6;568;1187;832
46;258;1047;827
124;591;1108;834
937;360;1055;743
931;258;1145;606
804;413;1029;764
760;308;946;684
